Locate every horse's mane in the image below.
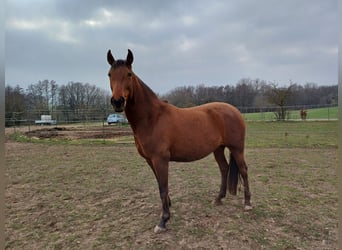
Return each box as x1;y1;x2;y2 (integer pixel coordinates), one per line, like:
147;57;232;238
132;75;160;104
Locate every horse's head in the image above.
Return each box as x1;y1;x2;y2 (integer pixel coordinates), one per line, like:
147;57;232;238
107;49;134;112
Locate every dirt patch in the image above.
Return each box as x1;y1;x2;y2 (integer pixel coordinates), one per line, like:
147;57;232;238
24;125;133;140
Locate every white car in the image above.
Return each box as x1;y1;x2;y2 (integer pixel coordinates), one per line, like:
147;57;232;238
107;114;128;124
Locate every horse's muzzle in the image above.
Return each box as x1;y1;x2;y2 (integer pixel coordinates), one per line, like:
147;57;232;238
111;96;125;112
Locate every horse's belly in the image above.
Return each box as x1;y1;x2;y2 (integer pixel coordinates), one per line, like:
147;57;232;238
170;152;211;162
169;136;221;162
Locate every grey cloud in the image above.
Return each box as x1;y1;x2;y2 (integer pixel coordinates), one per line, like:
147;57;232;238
5;0;337;94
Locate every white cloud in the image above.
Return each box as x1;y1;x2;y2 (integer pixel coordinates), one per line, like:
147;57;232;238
7;19;42;30
146;18;165;30
234;46;253;64
7;17;79;44
177;36;198;52
81;8;135;29
180;15;197;26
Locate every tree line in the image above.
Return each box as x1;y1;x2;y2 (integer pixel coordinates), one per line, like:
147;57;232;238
5;78;338;125
5;80;111;125
161;78;337;108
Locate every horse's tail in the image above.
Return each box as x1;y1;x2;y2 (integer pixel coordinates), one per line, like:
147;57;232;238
228;153;239;195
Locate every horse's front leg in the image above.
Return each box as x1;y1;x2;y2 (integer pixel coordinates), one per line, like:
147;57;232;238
150;158;170;233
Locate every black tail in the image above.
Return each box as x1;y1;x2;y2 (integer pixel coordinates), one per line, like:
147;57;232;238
228;153;239;195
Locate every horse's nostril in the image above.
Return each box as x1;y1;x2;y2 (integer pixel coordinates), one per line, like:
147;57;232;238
111;96;125;107
111;97;116;106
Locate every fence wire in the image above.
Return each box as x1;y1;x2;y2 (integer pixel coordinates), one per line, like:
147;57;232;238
5;104;338;127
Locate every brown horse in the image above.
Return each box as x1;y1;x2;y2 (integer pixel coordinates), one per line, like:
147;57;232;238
300;108;308;120
107;49;252;233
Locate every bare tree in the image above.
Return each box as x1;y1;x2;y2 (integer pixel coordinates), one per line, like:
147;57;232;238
5;85;26;125
26;80;58;112
266;83;295;120
164;86;195;107
234;78;256;107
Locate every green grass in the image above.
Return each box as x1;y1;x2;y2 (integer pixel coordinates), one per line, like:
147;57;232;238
246;121;338;148
242;106;338;121
306;106;338;119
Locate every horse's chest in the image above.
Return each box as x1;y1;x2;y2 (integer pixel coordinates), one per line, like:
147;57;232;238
133;133;169;161
133;135;155;160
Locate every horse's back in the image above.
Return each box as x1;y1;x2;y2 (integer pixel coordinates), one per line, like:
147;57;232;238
167;102;246;153
185;102;245;130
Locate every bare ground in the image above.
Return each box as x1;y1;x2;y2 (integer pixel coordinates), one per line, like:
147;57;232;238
23;125;133;140
4;126;338;249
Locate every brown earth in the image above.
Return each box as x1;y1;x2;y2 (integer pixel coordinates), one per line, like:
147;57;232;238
26;125;133;140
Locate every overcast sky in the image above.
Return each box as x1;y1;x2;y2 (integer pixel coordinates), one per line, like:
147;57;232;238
6;0;338;94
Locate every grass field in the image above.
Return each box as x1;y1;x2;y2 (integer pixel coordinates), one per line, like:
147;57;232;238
5;121;338;249
242;106;338;121
246;121;337;148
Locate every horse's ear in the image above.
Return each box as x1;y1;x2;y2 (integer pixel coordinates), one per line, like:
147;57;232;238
107;50;115;66
126;49;134;67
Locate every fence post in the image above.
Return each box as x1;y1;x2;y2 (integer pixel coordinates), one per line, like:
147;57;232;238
102;109;106;143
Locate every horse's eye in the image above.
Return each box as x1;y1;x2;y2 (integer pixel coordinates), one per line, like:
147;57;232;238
127;72;132;77
108;73;111;77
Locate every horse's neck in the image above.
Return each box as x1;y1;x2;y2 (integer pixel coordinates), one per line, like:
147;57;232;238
125;77;163;132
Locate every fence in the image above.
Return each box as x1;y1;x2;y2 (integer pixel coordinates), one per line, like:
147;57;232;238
5;108;116;127
238;104;337;121
5;104;338;127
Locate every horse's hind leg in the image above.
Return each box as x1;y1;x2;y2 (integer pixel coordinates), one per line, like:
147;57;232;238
214;146;229;205
230;149;252;210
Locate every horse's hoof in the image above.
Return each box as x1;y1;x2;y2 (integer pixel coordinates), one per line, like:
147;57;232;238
154;225;167;233
244;205;253;211
214;199;223;206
